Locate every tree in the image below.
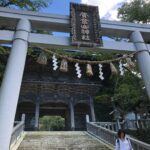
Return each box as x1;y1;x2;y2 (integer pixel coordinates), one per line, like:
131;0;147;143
118;0;150;23
113;72;147;114
39;116;65;131
0;0;52;11
95;69;148;121
0;0;52;80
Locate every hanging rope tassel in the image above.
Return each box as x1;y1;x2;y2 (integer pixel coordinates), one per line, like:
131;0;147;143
86;64;93;76
110;63;118;76
98;64;104;80
119;60;124;76
60;59;68;72
37;52;47;65
75;63;82;78
52;54;58;70
126;57;135;69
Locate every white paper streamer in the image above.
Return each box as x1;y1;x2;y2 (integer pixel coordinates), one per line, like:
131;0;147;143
52;54;58;70
119;60;124;76
75;63;82;78
98;64;104;80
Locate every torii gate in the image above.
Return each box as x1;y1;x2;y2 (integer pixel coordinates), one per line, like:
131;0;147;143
0;6;150;150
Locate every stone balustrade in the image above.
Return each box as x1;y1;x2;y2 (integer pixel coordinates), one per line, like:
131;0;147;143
94;119;150;132
87;122;150;150
10;114;25;149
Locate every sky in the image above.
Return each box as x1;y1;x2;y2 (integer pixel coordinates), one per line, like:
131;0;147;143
40;0;130;37
41;0;131;20
81;0;131;20
41;0;80;15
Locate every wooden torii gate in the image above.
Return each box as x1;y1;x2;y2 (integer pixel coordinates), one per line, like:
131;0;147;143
0;6;150;150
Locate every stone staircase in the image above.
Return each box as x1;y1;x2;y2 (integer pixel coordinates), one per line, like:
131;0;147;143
17;131;113;150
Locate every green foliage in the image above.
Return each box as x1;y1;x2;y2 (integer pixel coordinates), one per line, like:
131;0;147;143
94;70;148;119
47;48;117;61
39;116;65;131
0;0;52;11
113;71;147;113
118;0;150;23
0;46;10;55
0;63;4;82
0;46;10;82
94;100;113;121
126;129;150;144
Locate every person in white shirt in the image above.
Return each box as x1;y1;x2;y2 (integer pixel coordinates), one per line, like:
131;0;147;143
115;129;133;150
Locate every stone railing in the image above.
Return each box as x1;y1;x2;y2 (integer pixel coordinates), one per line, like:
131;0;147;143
126;119;150;129
10;114;25;149
87;122;116;147
87;122;150;150
94;122;121;132
95;119;150;131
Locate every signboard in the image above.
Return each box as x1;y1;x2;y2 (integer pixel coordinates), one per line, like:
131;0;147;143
70;3;103;47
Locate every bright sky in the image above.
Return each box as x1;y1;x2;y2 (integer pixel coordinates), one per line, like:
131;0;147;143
41;0;80;15
81;0;131;20
41;0;131;20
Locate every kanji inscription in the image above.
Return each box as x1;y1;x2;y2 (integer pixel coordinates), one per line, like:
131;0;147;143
70;3;103;47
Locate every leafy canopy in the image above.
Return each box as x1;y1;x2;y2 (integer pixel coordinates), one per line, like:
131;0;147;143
0;0;52;11
95;70;148;117
118;0;150;23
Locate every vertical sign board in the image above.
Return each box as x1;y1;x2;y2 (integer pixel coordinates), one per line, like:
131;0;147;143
70;3;103;47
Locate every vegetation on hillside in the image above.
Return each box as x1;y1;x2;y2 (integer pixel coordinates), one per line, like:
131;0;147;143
126;129;150;144
94;70;149;121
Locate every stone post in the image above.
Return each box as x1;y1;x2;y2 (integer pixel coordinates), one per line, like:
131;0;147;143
70;98;75;130
0;19;31;150
89;97;96;122
86;114;90;123
34;99;40;130
21;113;26;123
130;31;150;99
117;119;121;130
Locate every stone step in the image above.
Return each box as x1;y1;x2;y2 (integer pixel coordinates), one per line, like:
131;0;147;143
17;131;112;150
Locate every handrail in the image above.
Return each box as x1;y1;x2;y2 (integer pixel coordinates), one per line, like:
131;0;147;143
87;122;150;150
10;121;24;149
95;119;150;131
93;122;123;132
87;122;116;147
129;136;150;150
10;114;25;149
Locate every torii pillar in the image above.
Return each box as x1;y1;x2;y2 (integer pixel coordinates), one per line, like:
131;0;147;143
130;31;150;99
0;19;31;150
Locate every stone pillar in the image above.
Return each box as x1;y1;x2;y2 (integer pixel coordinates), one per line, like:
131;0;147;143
34;99;40;130
130;31;150;99
65;109;70;130
86;114;90;123
89;97;96;122
70;98;75;130
0;19;31;150
21;114;26;123
117;119;121;130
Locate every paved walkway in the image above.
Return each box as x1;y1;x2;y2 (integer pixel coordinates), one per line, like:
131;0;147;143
17;131;112;150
